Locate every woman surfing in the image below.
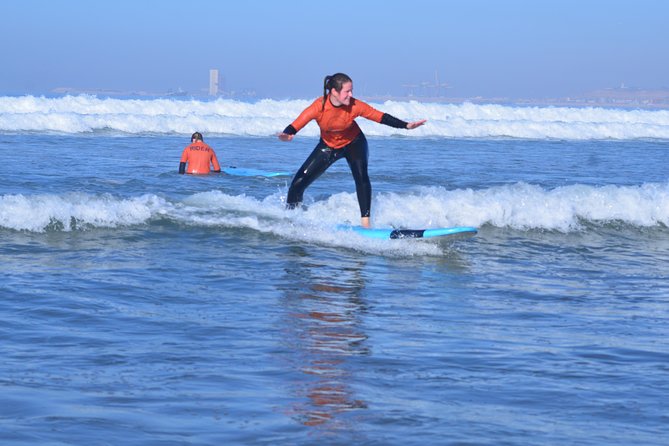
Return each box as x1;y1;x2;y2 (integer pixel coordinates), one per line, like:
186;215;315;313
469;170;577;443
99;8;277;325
278;73;426;228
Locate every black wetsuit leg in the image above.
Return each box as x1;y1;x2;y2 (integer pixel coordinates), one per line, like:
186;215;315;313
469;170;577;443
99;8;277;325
286;133;372;218
286;139;337;208
343;133;371;218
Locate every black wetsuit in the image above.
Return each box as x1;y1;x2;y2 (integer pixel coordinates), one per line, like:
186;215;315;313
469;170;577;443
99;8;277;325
287;133;371;217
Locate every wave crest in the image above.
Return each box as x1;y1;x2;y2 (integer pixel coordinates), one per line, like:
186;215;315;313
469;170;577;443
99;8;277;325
1;95;669;140
2;182;668;234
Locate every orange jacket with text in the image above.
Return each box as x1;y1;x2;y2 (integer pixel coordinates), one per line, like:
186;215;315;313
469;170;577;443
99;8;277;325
180;141;221;174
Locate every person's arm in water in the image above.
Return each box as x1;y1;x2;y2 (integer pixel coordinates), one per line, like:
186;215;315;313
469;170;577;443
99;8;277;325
179;148;189;174
211;149;221;173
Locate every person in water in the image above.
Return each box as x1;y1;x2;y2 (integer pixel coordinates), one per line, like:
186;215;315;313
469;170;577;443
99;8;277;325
278;73;426;228
179;132;221;174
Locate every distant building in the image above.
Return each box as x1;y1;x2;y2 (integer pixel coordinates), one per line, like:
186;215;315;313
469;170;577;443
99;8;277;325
209;69;219;96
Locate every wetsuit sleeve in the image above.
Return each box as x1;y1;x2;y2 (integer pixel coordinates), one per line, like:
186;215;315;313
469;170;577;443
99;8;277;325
381;113;409;129
282;124;297;135
179;148;189;174
180;147;189;163
287;99;321;133
211;150;221;172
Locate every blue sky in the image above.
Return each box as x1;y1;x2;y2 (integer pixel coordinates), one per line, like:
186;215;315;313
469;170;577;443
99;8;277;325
1;0;667;99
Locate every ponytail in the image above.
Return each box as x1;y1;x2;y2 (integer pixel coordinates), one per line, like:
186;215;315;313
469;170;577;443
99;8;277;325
321;72;353;110
321;75;332;110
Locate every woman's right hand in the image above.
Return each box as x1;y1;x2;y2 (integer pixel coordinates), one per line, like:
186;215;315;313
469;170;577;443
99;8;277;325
277;133;294;142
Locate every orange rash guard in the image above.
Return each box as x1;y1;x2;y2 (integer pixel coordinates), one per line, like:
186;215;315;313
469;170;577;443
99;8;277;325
180;141;221;174
289;97;385;149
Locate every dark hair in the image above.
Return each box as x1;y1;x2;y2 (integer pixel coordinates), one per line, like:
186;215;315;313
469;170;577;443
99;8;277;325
322;73;352;110
191;132;203;142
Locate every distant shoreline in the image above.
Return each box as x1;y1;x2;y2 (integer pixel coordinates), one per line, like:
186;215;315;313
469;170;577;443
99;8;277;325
361;88;669;110
11;87;669;110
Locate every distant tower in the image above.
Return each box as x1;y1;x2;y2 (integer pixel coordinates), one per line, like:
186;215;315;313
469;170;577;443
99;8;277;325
209;69;219;96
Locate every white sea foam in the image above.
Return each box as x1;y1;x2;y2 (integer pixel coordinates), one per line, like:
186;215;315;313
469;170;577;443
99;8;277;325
2;182;668;235
0;193;169;232
1;95;668;140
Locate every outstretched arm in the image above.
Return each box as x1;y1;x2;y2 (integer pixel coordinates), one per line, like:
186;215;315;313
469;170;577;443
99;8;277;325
381;113;427;130
278;124;297;142
278;100;320;142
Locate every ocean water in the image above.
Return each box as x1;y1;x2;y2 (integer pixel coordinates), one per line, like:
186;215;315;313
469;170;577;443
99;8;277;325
1;95;668;445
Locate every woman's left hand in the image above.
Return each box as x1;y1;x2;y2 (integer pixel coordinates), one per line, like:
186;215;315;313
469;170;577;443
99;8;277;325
407;119;427;130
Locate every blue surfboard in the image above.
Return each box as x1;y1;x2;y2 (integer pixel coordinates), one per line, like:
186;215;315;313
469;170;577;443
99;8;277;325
222;167;291;178
337;225;478;240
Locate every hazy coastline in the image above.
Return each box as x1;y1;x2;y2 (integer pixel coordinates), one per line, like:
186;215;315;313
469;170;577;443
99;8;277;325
43;86;669;110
